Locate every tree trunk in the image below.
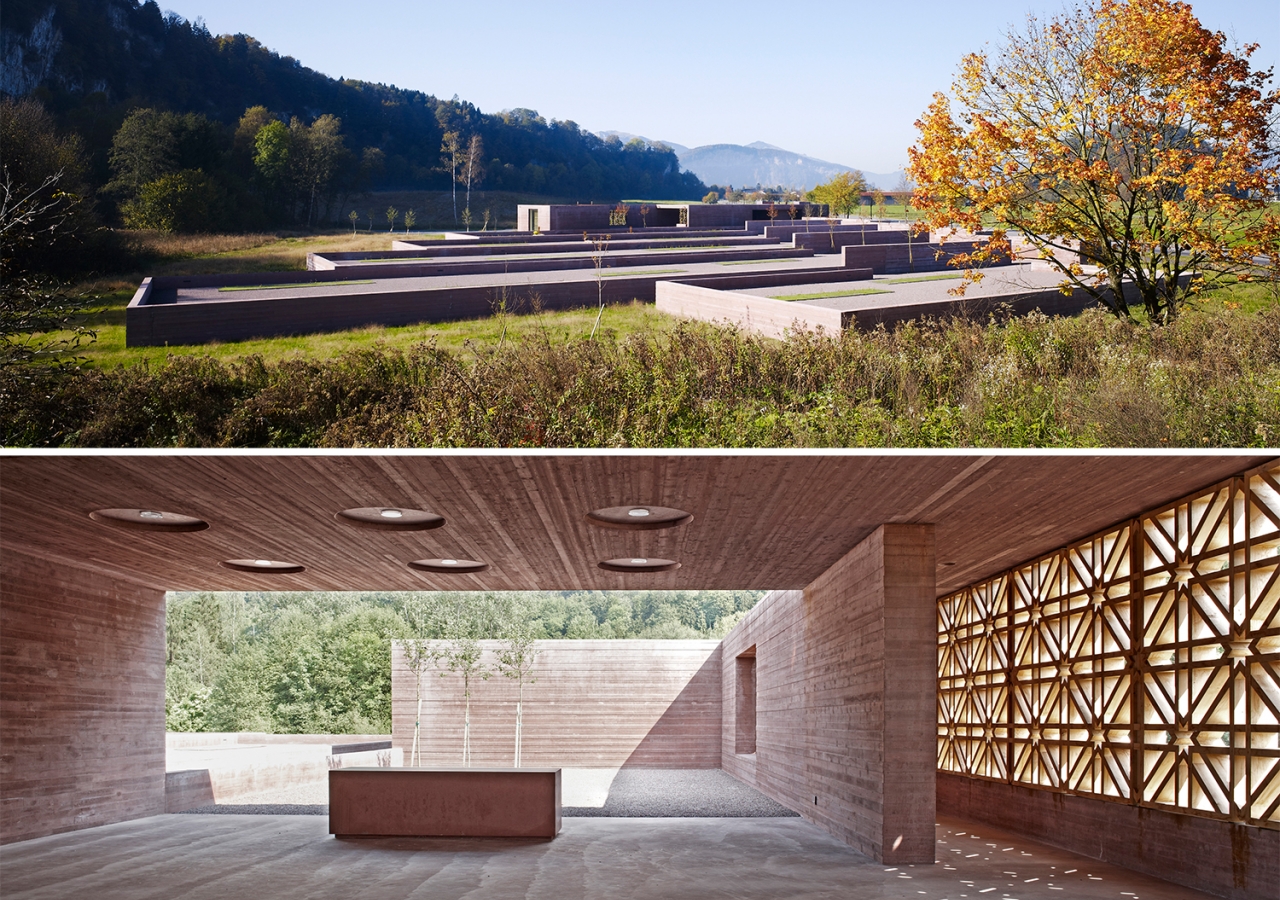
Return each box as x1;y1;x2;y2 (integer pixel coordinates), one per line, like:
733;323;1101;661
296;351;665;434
514;677;523;767
411;673;422;766
462;675;471;767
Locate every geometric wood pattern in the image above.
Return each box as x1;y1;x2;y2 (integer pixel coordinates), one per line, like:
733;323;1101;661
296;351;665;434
939;460;1280;830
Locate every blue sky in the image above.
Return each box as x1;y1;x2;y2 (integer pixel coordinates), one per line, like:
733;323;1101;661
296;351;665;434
166;0;1278;174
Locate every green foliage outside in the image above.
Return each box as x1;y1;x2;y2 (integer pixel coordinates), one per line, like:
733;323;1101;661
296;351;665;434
806;171;867;217
121;169;225;233
6;2;705;234
164;590;762;733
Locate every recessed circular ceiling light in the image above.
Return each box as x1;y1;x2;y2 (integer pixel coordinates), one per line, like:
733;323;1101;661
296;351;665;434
220;558;305;574
89;508;209;532
409;558;488;573
586;505;692;531
599;557;681;573
335;507;445;531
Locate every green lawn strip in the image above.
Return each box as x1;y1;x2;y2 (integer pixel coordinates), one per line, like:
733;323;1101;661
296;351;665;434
885;273;964;284
217;279;375;292
770;288;893;301
58;301;677;369
599;268;686;278
718;258;802;266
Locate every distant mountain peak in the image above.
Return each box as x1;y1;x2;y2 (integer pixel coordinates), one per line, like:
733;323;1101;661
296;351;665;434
597;131;903;190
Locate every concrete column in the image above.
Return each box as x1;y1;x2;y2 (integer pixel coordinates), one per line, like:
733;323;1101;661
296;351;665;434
1;549;167;843
721;524;936;864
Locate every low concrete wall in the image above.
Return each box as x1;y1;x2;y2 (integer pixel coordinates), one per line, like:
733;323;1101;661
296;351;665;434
841;240;1007;274
845;285;1101;330
794;230;921;253
164;738;402;812
296;245;811;280
656;282;848;339
760;221;865;240
166;732;388;749
128;274;667;346
676;267;873;292
310;235;777;266
938;773;1278;900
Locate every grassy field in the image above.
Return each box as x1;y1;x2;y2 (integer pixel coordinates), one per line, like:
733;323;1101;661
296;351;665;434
9;299;1278;448
774;289;892;301
53;230;1280;372
336;189;580;232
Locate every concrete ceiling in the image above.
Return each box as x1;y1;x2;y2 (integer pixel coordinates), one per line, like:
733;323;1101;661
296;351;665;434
2;454;1272;596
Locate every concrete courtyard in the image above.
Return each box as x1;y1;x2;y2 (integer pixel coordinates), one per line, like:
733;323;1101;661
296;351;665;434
1;813;1213;900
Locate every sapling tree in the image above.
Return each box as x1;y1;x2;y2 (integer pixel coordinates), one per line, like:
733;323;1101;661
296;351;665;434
461;207;473;232
493;618;539;767
401;637;436;766
386;206;398;232
482;208;491;231
590;235;610;339
400;594;445;766
437;598;493;767
348;209;359;234
403;208;416;234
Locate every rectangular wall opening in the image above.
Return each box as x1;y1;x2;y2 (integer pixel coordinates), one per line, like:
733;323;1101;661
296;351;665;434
735;646;757;755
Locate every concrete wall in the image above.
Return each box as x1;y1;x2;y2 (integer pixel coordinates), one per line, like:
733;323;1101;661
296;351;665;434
840;240;1008;274
656;281;849;339
721;525;937;864
391;640;722;768
938;774;1279;900
516;205;553;232
794;230;922;254
686;203;822;228
128;273;660;347
0;549;166;843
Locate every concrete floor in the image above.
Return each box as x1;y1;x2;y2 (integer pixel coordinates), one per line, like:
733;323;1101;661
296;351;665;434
2;813;1212;900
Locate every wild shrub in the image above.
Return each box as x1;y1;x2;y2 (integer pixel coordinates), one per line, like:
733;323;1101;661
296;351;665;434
4;307;1277;448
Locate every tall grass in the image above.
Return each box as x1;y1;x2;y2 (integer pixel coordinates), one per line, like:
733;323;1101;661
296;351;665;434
5;306;1277;448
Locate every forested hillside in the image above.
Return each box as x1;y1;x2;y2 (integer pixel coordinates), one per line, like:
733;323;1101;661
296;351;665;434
165;590;761;734
2;0;705;228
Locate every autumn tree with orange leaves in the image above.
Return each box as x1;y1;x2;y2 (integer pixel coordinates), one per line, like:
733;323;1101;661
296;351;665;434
907;0;1279;323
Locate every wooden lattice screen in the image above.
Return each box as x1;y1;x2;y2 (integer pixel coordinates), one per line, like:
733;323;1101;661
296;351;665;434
938;460;1280;829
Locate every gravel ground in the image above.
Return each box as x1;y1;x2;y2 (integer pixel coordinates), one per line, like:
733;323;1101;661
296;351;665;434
178;769;797;818
564;769;796;817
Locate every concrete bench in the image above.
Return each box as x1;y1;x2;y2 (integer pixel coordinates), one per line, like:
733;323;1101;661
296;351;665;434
329;767;561;838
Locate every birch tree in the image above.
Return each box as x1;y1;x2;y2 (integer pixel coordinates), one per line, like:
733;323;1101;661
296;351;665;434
441;131;462;224
463;133;485;225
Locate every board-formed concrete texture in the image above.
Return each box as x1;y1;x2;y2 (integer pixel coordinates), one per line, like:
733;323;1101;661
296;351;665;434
720;526;938;865
328;767;561;838
391;640;722;768
3;454;1276;899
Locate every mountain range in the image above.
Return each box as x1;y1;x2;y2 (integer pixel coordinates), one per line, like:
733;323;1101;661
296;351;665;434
599;132;903;191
